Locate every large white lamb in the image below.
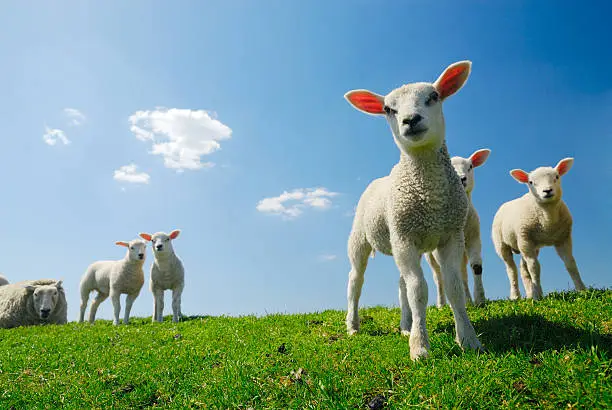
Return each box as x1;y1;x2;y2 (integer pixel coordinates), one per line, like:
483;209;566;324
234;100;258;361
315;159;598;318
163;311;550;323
425;149;491;307
139;230;185;323
344;60;483;360
0;279;67;328
492;158;586;300
79;239;147;325
0;274;9;286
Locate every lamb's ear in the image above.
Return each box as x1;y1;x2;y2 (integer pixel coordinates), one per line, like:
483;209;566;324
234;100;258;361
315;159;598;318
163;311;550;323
470;149;491;168
169;229;181;240
115;241;129;247
23;285;35;293
344;90;385;115
510;169;529;183
139;233;152;241
433;60;472;101
55;280;63;289
555;157;574;176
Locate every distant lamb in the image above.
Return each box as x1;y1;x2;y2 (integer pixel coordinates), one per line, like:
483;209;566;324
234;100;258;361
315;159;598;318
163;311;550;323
492;158;586;300
425;149;490;307
0;279;67;329
79;239;147;325
139;230;185;323
343;60;483;360
0;274;8;286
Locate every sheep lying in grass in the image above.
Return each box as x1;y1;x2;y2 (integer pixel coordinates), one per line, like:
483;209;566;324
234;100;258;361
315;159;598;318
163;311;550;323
139;230;185;323
343;60;483;360
0;279;67;328
79;239;146;325
0;274;8;286
425;149;490;307
492;158;586;300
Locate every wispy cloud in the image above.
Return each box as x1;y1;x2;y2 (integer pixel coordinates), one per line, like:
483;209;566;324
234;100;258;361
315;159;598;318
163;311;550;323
63;108;86;126
256;187;339;220
317;254;338;262
129;108;232;171
43;126;70;146
113;164;150;184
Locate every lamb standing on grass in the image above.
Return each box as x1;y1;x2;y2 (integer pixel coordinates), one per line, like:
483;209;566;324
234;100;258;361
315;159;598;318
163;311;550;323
492;158;586;300
0;279;67;328
425;149;491;307
344;61;483;360
139;230;184;323
79;239;146;325
0;274;8;286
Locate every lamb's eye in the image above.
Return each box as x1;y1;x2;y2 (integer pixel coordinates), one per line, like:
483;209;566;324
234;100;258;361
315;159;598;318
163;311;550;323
556;175;559;181
383;105;396;115
469;165;473;171
529;181;533;185
426;91;439;106
165;238;170;242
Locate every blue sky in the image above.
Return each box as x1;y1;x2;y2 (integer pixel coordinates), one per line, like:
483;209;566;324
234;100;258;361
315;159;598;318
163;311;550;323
0;1;610;321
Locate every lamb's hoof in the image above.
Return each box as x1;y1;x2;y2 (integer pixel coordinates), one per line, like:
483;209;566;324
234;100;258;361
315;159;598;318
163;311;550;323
347;328;359;336
401;330;410;337
458;335;483;352
510;292;520;301
474;296;486;307
410;347;429;361
436;302;446;308
113;321;119;326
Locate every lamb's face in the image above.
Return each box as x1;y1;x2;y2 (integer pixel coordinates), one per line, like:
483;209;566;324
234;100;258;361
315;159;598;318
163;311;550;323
128;240;147;261
139;230;180;255
451;156;474;193
28;282;62;320
526;167;563;204
383;83;445;152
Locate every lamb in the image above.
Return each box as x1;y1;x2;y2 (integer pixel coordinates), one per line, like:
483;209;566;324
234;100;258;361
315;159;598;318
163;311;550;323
0;279;67;328
139;230;185;323
425;149;491;307
492;158;586;300
344;60;483;360
79;239;147;325
0;274;8;286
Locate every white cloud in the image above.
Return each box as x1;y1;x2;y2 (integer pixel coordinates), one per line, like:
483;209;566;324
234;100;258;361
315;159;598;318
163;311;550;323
128;108;232;171
256;187;339;219
317;254;338;262
63;108;86;126
113;164;150;184
43;126;70;146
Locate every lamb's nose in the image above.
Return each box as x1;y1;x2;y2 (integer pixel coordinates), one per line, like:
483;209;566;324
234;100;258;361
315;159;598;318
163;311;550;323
402;114;423;127
40;309;50;317
156;245;163;251
544;188;553;194
461;177;467;183
139;254;144;259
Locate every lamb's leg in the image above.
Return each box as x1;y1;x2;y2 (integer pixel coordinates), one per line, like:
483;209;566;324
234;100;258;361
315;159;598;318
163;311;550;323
521;249;542;300
124;292;139;325
424;253;446;308
88;292;108;324
79;289;90;323
110;291;121;325
555;238;586;291
466;233;485;306
346;232;372;335
152;288;164;322
499;245;521;300
393;243;430;360
398;275;413;335
172;286;183;323
519;258;535;299
434;232;483;352
461;253;473;306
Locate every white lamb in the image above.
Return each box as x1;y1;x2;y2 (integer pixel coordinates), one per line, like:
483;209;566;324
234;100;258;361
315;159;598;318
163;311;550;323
79;239;147;325
0;279;67;329
425;149;491;307
0;274;9;286
139;230;185;323
344;60;483;360
492;158;586;300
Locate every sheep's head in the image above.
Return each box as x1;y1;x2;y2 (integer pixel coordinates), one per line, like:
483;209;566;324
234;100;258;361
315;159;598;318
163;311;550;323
451;149;491;194
510;158;574;204
116;239;147;261
344;61;472;154
25;280;63;320
139;230;180;255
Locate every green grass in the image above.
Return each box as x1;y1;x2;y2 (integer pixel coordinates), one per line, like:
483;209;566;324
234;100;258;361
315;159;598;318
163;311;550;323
0;289;610;409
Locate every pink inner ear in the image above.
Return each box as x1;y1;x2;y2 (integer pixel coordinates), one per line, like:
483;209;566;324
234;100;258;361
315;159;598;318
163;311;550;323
556;160;571;176
510;170;529;183
346;91;384;114
170;230;180;239
437;65;469;100
116;241;128;247
470;150;490;167
140;233;152;241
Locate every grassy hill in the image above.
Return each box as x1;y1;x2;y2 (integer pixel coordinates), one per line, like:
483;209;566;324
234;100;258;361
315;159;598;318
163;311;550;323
0;289;610;409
